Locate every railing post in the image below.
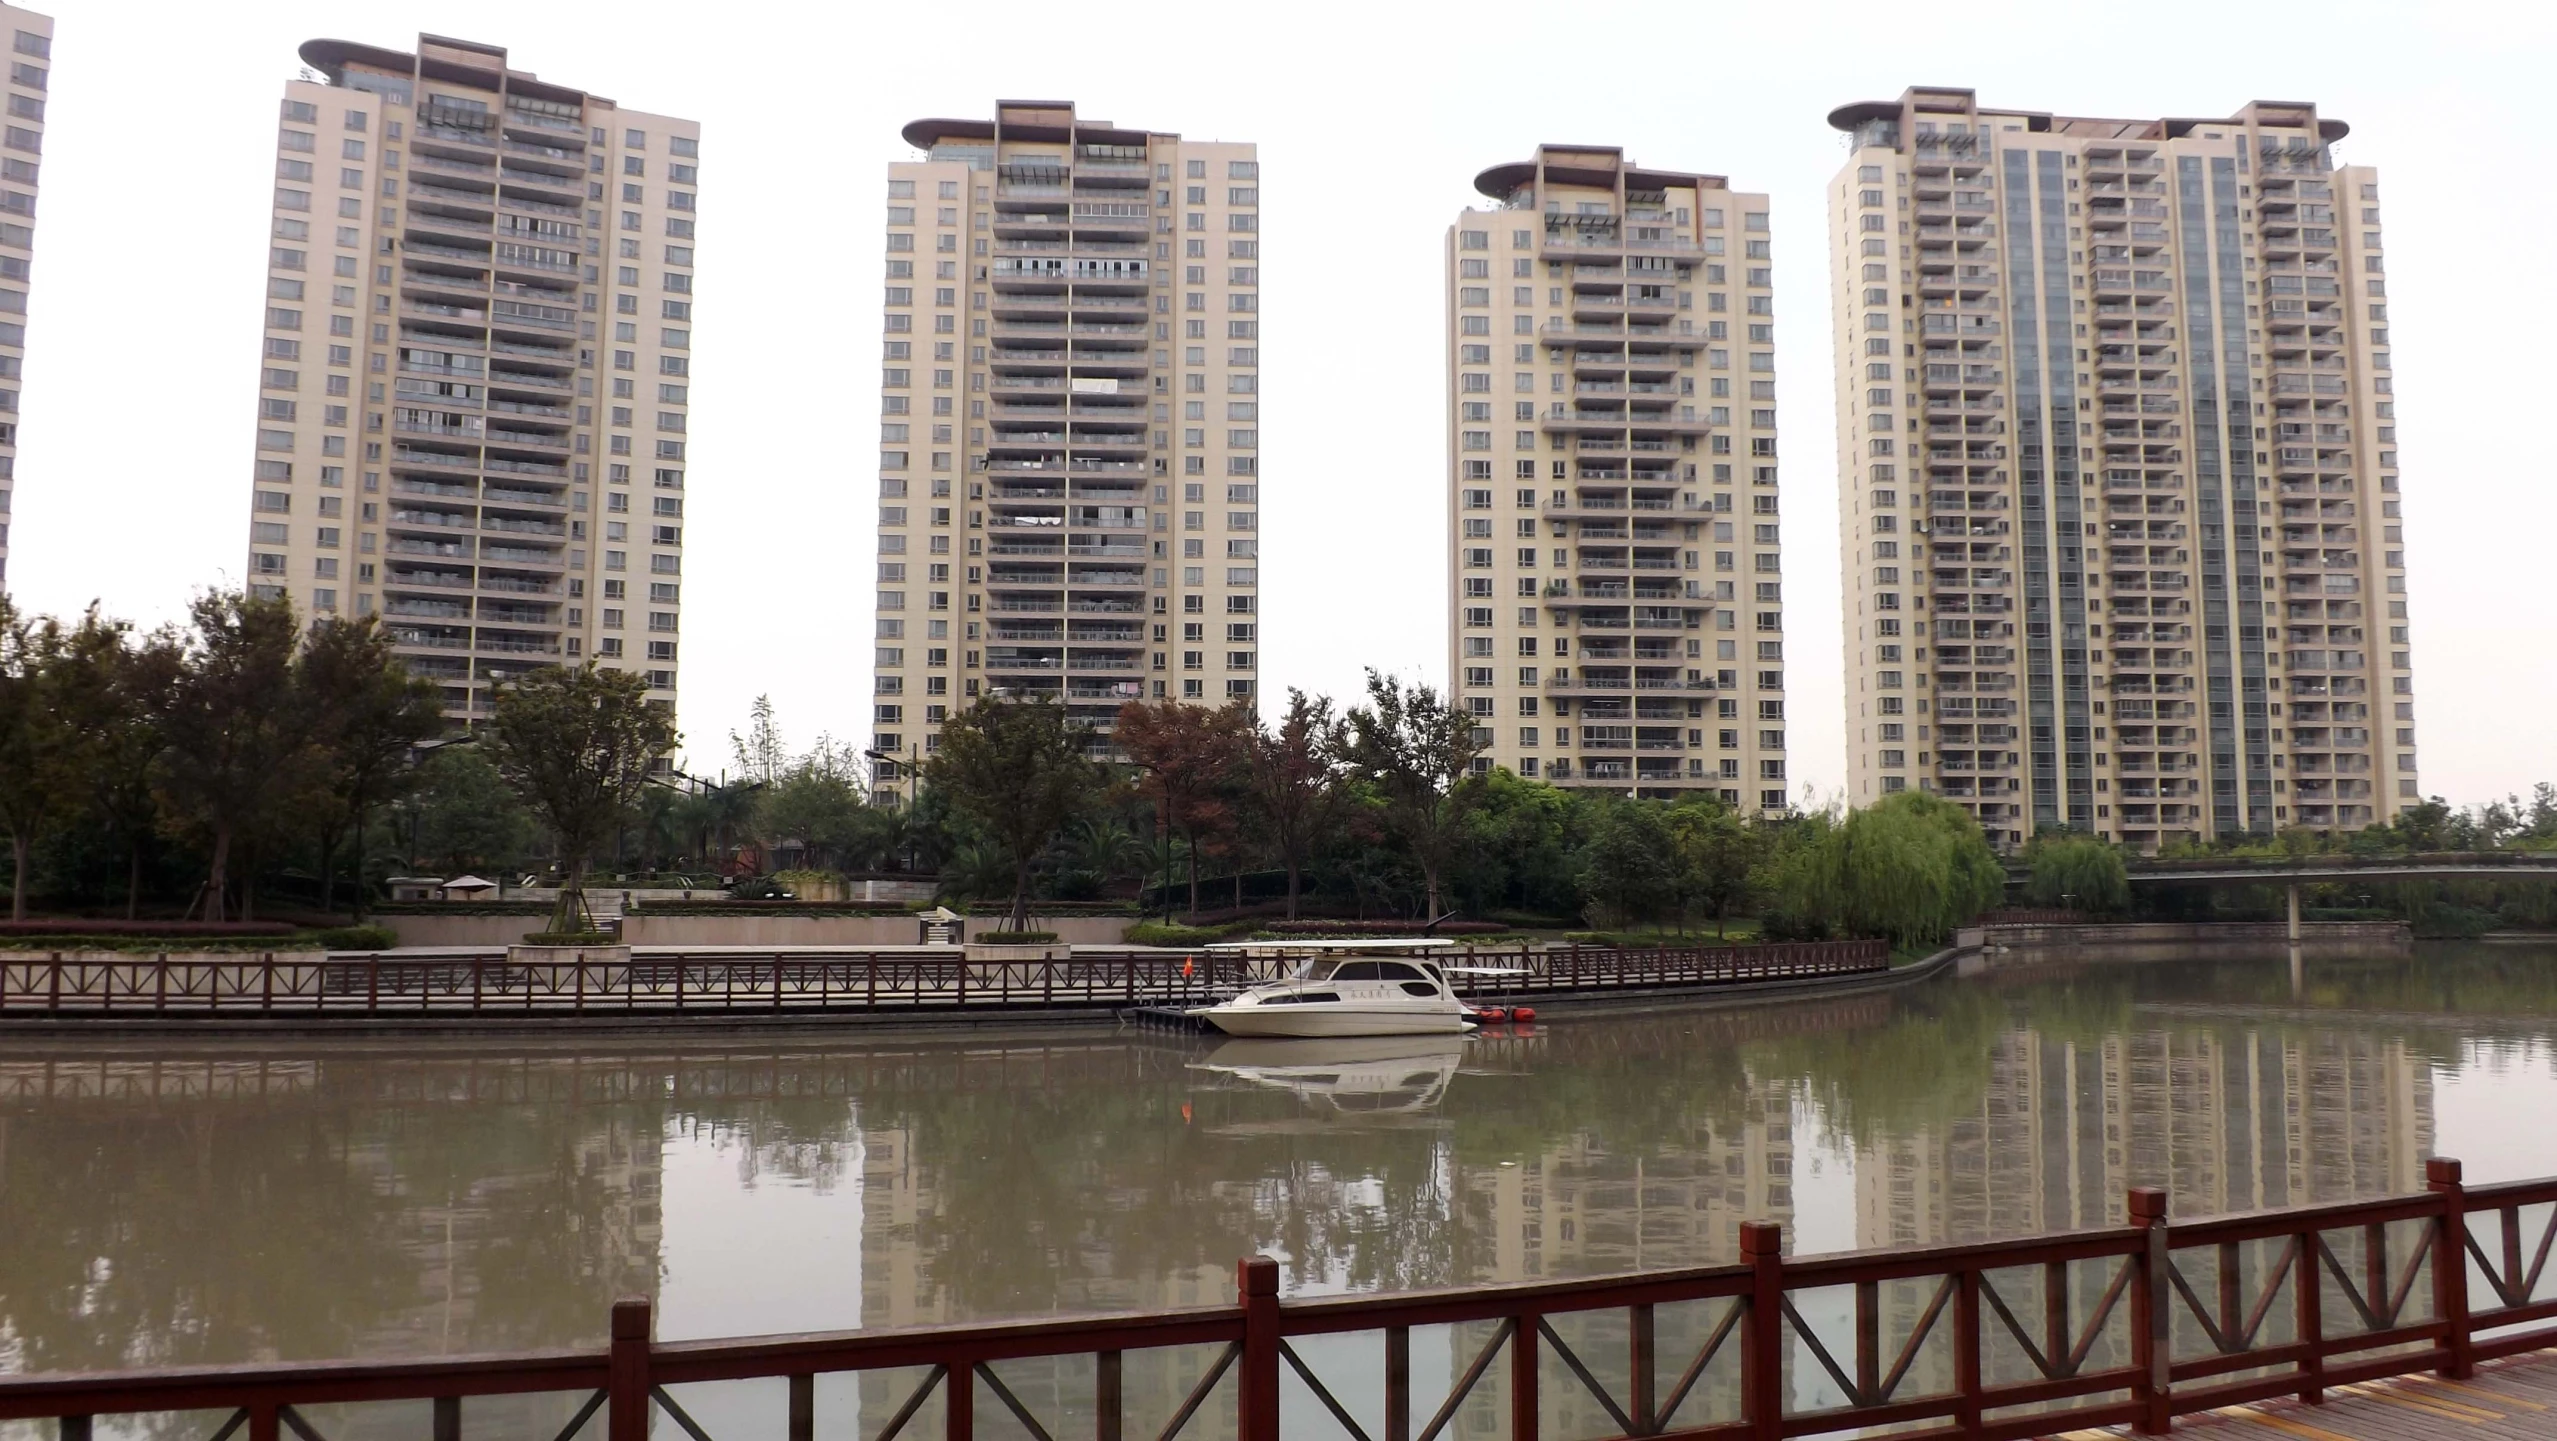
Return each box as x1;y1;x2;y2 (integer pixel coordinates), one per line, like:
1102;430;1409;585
1097;1350;1123;1441
1511;1305;1539;1441
2128;1187;2172;1435
433;1396;460;1441
59;1416;90;1441
2295;1215;2324;1405
608;1297;652;1441
1741;1220;1783;1441
1953;1267;1983;1433
787;1373;813;1441
1629;1302;1655;1435
1237;1255;1281;1441
2428;1156;2473;1379
1385;1325;1411;1441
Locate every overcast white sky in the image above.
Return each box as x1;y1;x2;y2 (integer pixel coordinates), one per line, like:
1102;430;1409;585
11;0;2552;804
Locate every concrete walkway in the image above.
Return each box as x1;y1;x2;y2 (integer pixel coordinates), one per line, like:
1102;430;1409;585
2050;1349;2557;1439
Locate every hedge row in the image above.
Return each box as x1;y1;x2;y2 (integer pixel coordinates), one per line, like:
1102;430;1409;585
0;919;296;937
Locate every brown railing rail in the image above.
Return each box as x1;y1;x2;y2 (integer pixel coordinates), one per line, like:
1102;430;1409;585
0;941;1891;1017
2;1159;2549;1441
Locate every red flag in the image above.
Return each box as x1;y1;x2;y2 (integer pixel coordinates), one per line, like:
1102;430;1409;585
1182;955;1194;977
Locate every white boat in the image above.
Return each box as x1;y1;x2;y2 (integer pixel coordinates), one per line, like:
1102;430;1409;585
1190;941;1500;1038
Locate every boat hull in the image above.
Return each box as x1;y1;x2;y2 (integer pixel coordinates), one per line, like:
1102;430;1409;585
1199;1004;1474;1038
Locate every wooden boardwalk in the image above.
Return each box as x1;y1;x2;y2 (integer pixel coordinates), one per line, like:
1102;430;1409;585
2054;1348;2557;1440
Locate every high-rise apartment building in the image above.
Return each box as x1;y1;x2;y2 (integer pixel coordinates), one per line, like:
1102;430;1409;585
244;34;701;718
0;4;48;588
1828;89;2415;850
871;102;1261;796
1448;147;1786;809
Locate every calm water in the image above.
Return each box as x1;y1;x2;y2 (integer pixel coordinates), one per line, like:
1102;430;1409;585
3;941;2554;1433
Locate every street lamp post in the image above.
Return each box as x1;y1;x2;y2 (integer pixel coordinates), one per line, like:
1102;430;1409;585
863;744;921;872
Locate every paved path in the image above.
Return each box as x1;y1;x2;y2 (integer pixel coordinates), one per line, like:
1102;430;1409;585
2050;1349;2557;1439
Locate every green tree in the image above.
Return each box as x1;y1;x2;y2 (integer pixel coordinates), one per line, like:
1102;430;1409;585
1052;814;1147;900
0;601;79;919
154;591;315;922
297;615;446;917
1337;670;1484;922
925;696;1101;930
484;664;679;936
1575;800;1678;929
388;746;532;878
1774;790;2005;949
729;693;789;783
1452;768;1579;918
1239;688;1342;920
49;611;181;918
759;755;877;871
2024;831;2130;914
1667;796;1766;937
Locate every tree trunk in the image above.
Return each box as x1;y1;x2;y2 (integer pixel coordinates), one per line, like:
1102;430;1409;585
125;839;142;920
553;854;591;936
204;827;232;924
1284;861;1301;921
1010;857;1031;932
1183;824;1200;917
1233;870;1242;910
9;831;26;922
317;826;339;916
1423;863;1442;926
350;800;371;921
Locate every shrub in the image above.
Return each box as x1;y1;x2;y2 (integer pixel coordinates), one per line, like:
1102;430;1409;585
313;924;397;952
1260;918;1511;938
2412;905;2500;940
976;930;1060;944
1126;920;1249;948
521;930;618;947
1756;910;1834;941
0;919;295;937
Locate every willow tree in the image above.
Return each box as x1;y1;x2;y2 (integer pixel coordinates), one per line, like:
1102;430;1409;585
485;664;678;938
1775;790;2005;949
2024;831;2130;914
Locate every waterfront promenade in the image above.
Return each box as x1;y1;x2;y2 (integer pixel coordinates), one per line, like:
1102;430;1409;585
2144;1351;2557;1440
0;940;1895;1021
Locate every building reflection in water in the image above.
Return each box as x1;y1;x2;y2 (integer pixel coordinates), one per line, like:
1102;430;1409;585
1858;1027;2433;1249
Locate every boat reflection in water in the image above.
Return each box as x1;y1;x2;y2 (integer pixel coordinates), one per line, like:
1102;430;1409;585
1189;1035;1471;1123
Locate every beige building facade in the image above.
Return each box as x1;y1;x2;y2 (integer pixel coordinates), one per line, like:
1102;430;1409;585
1448;147;1787;809
871;101;1260;792
1829;88;2416;850
243;34;700;718
0;4;46;587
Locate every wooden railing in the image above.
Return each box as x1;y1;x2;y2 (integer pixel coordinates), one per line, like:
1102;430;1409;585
2;1159;2548;1440
0;941;1892;1017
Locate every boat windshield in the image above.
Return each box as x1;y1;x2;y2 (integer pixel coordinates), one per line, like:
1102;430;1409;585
1286;957;1340;981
